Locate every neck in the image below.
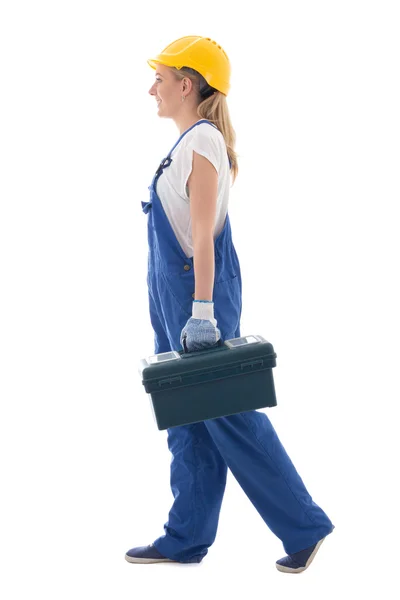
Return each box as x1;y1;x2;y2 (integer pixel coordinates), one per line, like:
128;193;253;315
175;114;204;136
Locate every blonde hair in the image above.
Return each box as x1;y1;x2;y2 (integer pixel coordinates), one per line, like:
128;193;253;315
170;66;239;185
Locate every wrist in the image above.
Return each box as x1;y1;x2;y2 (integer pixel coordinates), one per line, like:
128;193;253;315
192;300;215;322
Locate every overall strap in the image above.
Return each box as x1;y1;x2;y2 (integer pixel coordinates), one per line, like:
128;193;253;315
166;119;218;157
156;119;231;175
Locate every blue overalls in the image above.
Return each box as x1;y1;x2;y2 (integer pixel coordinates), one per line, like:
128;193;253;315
142;119;334;563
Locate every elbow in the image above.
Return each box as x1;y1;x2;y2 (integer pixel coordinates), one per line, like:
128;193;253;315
192;230;214;252
192;223;215;244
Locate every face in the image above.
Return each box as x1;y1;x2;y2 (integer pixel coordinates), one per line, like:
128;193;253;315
148;63;190;117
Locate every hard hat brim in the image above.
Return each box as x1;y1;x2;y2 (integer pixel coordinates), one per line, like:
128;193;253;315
147;58;182;70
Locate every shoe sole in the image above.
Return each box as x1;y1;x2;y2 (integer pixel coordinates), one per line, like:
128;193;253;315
275;536;326;574
125;554;177;564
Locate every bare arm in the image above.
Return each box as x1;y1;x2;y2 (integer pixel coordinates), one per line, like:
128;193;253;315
187;150;218;303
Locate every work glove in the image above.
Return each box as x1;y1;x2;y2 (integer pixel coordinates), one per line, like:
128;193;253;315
180;300;221;353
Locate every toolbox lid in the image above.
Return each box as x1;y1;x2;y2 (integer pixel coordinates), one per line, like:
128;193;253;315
138;335;277;393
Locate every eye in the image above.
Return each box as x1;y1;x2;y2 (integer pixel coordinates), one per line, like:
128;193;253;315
155;77;162;82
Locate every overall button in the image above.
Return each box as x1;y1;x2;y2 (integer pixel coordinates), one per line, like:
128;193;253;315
184;264;191;271
192;293;195;298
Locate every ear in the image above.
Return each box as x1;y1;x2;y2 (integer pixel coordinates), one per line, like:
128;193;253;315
183;77;192;93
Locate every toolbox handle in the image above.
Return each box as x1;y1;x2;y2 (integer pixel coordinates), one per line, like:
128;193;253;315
180;337;225;359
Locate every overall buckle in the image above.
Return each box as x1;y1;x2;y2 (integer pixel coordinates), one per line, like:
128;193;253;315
156;156;173;176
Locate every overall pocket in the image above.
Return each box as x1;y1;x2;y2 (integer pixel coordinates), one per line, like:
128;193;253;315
160;270;193;319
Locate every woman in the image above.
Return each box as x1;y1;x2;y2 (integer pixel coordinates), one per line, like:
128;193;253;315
125;36;335;573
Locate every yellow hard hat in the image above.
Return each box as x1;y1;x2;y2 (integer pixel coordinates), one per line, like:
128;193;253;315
147;35;231;96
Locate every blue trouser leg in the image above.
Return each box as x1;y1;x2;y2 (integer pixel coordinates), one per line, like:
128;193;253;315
153;411;334;561
152;421;228;563
204;410;334;555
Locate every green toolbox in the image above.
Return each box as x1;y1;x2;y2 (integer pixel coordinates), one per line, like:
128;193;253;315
138;335;278;430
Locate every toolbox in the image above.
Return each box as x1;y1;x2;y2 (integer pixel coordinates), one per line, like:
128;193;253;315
138;335;278;430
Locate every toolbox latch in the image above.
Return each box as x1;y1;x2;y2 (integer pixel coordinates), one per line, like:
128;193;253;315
240;360;264;370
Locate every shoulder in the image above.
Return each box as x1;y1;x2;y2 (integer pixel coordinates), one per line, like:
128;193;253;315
186;121;224;143
183;122;225;155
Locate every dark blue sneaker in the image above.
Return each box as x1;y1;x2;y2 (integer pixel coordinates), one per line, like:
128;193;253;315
276;536;328;573
125;543;177;564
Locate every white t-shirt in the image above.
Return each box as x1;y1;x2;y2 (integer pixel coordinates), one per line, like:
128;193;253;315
156;120;230;259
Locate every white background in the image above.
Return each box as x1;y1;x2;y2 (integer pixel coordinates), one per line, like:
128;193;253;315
1;1;399;597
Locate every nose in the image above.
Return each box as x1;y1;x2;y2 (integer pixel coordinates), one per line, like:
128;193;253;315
148;83;156;95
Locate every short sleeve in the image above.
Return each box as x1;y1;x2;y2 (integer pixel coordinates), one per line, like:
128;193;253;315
182;126;222;200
